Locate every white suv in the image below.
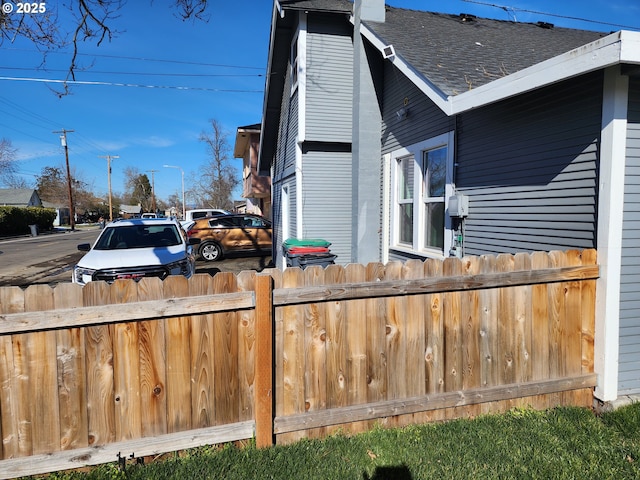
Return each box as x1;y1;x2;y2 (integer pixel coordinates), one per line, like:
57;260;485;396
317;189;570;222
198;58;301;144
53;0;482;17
73;217;200;286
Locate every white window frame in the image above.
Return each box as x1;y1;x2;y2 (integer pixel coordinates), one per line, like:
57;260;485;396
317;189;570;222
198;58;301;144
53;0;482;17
290;16;306;96
390;132;455;258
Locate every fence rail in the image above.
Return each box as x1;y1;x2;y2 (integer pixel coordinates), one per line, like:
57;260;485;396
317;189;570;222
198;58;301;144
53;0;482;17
0;249;598;479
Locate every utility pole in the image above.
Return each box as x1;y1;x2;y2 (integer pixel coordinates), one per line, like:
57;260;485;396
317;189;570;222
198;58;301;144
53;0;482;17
147;169;158;213
99;155;119;221
53;129;75;230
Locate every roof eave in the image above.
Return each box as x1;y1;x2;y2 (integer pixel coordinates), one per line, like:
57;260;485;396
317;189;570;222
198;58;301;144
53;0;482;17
361;26;640;117
450;30;637;114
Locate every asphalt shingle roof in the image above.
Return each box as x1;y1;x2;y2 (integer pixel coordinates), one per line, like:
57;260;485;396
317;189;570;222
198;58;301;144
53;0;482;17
364;7;608;96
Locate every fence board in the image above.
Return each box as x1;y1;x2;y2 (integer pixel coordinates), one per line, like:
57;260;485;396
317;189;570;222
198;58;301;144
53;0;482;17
213;272;239;426
323;265;347;436
0;286;24;458
280;267;305;444
82;281;115;447
303;266;327;439
53;283;88;451
111;280;142;442
163;276;192;433
136;277;168;438
346;264;369;433
237;271;256;423
0;249;601;477
531;252;551;410
187;274;215;429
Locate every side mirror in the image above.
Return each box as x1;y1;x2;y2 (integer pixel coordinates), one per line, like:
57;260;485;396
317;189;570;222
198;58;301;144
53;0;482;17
77;243;91;252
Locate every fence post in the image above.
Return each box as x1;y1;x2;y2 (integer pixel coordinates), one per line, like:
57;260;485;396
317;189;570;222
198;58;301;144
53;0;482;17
255;274;274;447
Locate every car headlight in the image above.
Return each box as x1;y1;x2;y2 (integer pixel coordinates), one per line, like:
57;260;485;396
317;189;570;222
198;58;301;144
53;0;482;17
73;266;96;285
167;258;191;277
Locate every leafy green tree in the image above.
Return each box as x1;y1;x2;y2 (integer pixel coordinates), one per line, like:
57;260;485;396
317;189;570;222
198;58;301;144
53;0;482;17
123;167;153;212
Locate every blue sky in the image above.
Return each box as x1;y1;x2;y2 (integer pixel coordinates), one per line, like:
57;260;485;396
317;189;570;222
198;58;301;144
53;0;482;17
2;0;638;207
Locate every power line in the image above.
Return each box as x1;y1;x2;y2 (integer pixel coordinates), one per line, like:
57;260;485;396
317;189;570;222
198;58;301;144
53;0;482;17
2;47;266;71
0;66;265;78
462;0;640;30
0;76;263;92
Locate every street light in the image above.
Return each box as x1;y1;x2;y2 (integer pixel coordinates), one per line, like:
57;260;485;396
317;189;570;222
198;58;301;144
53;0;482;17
163;165;185;219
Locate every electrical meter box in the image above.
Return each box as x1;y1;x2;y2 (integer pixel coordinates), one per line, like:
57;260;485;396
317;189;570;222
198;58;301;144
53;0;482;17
448;194;469;218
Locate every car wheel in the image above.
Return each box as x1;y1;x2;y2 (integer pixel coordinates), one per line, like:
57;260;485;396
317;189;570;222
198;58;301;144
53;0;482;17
200;242;223;261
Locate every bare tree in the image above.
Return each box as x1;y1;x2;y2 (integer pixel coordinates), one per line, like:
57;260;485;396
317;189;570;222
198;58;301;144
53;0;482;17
0;0;209;95
194;119;239;211
0;138;22;187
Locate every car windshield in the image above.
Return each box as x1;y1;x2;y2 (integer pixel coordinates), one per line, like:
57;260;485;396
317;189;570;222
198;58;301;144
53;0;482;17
94;224;182;250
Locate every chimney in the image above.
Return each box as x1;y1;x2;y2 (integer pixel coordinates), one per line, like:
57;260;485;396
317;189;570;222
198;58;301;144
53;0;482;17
355;0;385;23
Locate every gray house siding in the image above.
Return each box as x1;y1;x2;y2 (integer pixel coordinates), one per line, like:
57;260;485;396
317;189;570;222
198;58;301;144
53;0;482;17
301;149;352;264
456;72;603;256
381;65;454;155
620;76;640;394
381;64;455;263
306;17;353;142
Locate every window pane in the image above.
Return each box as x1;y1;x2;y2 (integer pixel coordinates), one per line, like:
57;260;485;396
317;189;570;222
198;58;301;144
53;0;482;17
424;202;444;249
424;147;446;198
399;203;413;244
398;156;414;200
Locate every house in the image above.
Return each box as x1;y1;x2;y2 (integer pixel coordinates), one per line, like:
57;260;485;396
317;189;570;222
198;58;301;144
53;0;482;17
258;0;640;405
119;204;142;218
234;123;272;219
42;201;70;227
0;188;43;207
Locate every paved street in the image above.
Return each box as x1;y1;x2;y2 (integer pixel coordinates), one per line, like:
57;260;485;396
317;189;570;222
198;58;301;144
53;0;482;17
0;227;273;287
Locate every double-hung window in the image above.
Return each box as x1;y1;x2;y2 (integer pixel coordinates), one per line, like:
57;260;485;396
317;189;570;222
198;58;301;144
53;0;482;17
391;132;454;257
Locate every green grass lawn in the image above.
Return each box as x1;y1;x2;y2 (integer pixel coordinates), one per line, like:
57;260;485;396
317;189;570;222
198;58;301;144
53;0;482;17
33;403;640;480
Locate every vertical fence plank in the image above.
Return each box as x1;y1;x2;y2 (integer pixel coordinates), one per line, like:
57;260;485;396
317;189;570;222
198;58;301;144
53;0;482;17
188;274;215;429
345;264;369;433
423;258;445;423
403;259;427;426
110;280;141;441
264;268;284;444
443;258;463;401
136;277;168;438
365;262;387;406
304;266;327;439
280;267;306;443
237;271;257;423
461;256;481;419
496;254;516;413
548;251;566;407
24;285;60;454
53;283;88;451
478;255;498;415
82;281;115;446
531;251;551;411
513;253;533;409
163;275;192;433
580;249;597;406
563;250;585;406
384;261;405;427
323;265;347;436
255;274;273;448
0;286;25;458
213;272;239;426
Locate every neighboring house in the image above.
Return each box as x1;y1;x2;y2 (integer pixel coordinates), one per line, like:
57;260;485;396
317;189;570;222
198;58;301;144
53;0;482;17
234;123;272;219
259;0;640;404
119;204;142;219
0;188;42;207
42;201;70;227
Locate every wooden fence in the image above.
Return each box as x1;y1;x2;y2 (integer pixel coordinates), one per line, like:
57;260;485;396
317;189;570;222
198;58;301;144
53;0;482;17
0;249;598;478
